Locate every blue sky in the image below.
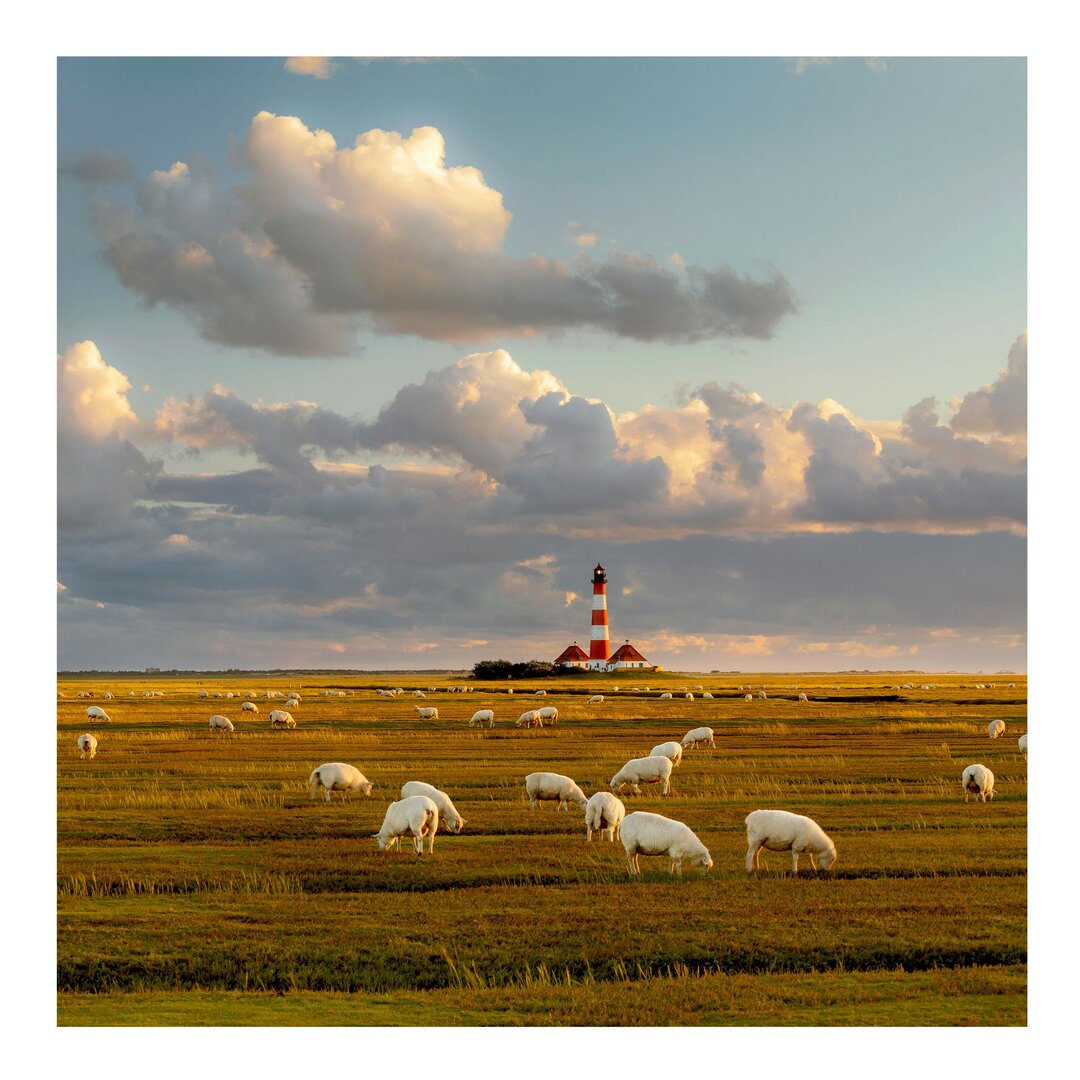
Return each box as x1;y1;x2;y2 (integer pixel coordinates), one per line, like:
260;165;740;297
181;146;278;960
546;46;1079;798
56;56;1027;671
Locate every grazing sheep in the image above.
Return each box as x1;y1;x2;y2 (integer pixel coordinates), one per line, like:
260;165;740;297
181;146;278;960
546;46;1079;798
284;698;300;710
797;693;808;702
745;809;837;873
681;727;715;750
401;781;465;834
962;764;995;803
684;692;694;701
77;733;98;759
376;689;395;698
507;688;514;694
744;693;753;702
414;706;439;720
210;692;222;699
620;811;712;876
241;701;258;714
269;710;296;729
702;692;713;699
1008;683;1015;689
1018;734;1027;758
650;741;684;767
86;706;110;723
658;692;673;700
197;690;209;699
988;719;1006;739
413;690;426;698
610;755;674;796
76;690;92;699
373;796;439;855
534;689;547;697
515;709;544;729
469;709;495;728
536;706;559;726
589;695;605;704
208;714;234;732
524;772;588;810
757;690;767;700
585;791;626;842
309;762;373;802
101;691;114;700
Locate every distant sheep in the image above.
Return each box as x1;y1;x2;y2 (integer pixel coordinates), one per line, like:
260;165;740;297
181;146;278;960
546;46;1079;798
76;690;92;699
309;763;373;802
702;692;713;699
987;719;1006;739
401;781;464;833
284;698;300;710
744;694;753;702
610;755;673;796
589;695;605;704
376;689;396;698
649;741;683;767
269;710;296;729
681;727;715;750
534;689;547;697
197;690;209;699
757;690;767;700
585;791;626;842
469;709;495;728
1018;734;1027;758
413;690;426;698
77;733;98;759
414;706;439;720
962;764;995;803
536;706;559;725
797;693;808;702
373;795;439;855
684;693;694;701
620;811;712;875
101;691;114;700
524;772;587;810
208;715;234;732
86;706;110;723
241;701;258;713
745;809;836;873
658;692;673;700
515;709;544;728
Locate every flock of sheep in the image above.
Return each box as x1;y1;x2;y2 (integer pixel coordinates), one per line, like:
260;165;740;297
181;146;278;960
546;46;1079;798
67;683;1026;876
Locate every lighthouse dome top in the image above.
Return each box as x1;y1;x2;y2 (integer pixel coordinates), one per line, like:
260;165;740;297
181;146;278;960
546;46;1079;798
592;563;607;584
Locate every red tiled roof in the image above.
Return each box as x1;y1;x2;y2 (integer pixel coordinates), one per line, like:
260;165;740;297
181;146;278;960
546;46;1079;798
609;642;649;663
554;644;590;663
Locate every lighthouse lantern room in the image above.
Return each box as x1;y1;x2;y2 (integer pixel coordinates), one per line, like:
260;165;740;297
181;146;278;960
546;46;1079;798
555;563;651;672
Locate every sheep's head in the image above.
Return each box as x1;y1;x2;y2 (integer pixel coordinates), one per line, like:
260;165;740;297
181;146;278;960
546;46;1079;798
373;834;389;850
360;783;373;798
819;847;837;871
695;852;714;871
447;816;465;834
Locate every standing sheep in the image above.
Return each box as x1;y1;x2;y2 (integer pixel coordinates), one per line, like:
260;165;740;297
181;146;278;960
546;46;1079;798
534;689;547;697
524;772;588;810
241;701;258;714
585;791;626;842
610;756;674;796
86;706;110;723
988;719;1006;739
515;709;544;728
658;692;673;700
1018;734;1027;758
757;690;767;700
401;781;465;833
797;693;808;702
309;763;373;802
414;706;439;720
77;733;98;759
649;741;683;767
469;709;495;728
620;812;712;875
208;714;235;732
681;727;715;750
373;795;439;855
269;710;296;729
702;692;713;699
589;695;605;704
962;764;995;803
744;694;753;702
536;706;559;726
745;809;837;873
684;692;694;701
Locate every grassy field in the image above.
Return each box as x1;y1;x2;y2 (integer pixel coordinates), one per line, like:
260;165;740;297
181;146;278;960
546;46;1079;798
56;671;1027;1026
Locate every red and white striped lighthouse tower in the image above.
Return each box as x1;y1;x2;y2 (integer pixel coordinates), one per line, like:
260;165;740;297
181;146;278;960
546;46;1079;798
589;563;610;668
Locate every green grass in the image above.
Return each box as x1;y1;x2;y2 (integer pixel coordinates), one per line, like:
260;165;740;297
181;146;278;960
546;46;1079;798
57;672;1027;1025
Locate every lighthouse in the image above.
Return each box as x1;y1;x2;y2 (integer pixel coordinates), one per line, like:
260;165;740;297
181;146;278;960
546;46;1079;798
588;563;611;669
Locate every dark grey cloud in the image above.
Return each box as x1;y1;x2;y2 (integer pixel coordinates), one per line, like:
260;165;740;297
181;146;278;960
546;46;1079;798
59;147;135;184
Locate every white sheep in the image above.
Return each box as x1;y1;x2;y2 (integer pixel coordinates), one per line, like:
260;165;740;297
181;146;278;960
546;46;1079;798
658;692;673;700
469;709;495;728
744;693;753;702
649;741;683;767
76;690;92;699
197;690;209;699
1018;734;1027;758
620;811;712;875
210;691;222;699
684;692;694;701
77;733;98;759
585;791;626;842
962;764;995;803
681;727;715;750
208;714;234;732
86;706;110;723
515;709;544;728
745;809;837;873
241;701;258;713
309;762;373;802
534;689;547;697
702;692;713;699
987;720;1006;739
757;690;767;700
536;706;559;725
373;795;439;855
101;691;114;699
401;781;465;833
284;698;300;710
376;689;395;698
797;692;808;702
610;755;673;796
413;690;426;698
524;772;587;810
589;695;605;704
269;710;296;729
414;706;439;720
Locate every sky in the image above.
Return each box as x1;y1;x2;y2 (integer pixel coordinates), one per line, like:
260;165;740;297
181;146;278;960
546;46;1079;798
56;55;1027;672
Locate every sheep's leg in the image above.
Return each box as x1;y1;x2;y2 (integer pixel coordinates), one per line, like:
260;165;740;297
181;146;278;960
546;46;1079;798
587;827;593;842
745;844;759;872
324;788;332;803
809;853;819;870
791;852;800;874
428;830;435;855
